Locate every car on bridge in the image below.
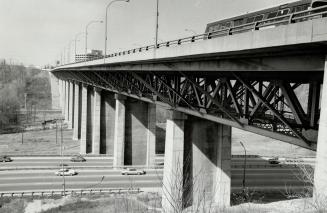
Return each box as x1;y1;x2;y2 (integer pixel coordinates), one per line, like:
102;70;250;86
55;168;77;176
70;155;86;162
121;168;146;175
0;156;12;162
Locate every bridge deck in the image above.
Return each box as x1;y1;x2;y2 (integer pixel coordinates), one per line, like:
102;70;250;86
54;17;327;72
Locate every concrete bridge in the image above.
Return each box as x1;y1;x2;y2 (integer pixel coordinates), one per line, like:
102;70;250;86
51;8;327;211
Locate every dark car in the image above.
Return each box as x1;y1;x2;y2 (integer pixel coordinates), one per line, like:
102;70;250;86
268;157;280;164
70;155;86;162
0;156;12;162
58;163;69;168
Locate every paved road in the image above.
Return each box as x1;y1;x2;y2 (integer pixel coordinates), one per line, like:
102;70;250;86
0;156;313;196
0;163;312;194
2;156;309;170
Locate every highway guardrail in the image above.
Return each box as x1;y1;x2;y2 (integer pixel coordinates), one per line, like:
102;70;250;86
0;188;141;198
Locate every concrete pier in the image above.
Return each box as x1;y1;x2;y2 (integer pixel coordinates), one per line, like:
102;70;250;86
162;111;187;213
124;99;156;166
100;91;116;155
86;86;94;153
146;104;156;167
61;80;66;115
73;83;81;140
113;94;126;167
64;81;69;121
68;81;74;129
162;112;231;212
314;56;327;200
92;88;102;154
188;118;231;209
80;84;88;154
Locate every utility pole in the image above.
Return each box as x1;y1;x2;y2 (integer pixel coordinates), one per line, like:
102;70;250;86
21;126;24;144
24;93;27;111
240;141;247;190
55;121;58;144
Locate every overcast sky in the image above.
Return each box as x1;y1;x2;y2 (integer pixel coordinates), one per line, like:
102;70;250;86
0;0;294;66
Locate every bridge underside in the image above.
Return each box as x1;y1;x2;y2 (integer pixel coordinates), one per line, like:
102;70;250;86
53;48;327;150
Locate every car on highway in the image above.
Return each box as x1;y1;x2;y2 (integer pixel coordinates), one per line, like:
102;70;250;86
55;168;77;176
268;157;281;164
121;168;146;175
58;163;69;168
70;155;86;162
0;155;12;162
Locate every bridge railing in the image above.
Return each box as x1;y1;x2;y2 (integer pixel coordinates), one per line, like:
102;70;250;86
58;5;327;67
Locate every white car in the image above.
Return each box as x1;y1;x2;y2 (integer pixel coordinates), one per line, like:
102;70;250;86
55;168;77;176
121;168;146;175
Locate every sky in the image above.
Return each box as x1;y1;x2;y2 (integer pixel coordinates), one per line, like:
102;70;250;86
0;0;295;67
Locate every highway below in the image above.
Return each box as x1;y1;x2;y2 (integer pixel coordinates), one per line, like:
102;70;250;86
0;156;313;196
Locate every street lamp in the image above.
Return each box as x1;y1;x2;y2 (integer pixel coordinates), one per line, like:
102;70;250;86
74;32;84;62
104;0;130;63
239;141;247;190
185;28;197;35
85;20;103;62
155;0;159;48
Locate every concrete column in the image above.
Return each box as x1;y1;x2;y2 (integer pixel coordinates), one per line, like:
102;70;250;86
86;87;94;153
73;83;81;140
113;94;126;167
100;91;115;155
61;80;66;116
314;56;327;200
92;88;102;154
49;73;61;110
162;112;232;212
162;111;187;213
188;118;231;210
64;81;69;121
59;80;63;110
80;84;88;154
124;99;156;165
146;104;156;167
68;81;74;129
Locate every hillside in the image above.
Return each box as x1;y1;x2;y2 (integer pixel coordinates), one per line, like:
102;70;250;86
0;60;52;133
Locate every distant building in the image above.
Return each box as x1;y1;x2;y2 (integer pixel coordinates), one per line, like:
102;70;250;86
75;50;103;62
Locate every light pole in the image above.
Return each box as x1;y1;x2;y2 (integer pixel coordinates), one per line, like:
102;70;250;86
104;0;130;63
60;120;66;196
74;32;84;62
85;20;103;62
185;28;197;35
155;0;159;48
239;141;247;190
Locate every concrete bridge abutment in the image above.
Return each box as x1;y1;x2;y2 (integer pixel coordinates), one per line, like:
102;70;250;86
162;111;231;212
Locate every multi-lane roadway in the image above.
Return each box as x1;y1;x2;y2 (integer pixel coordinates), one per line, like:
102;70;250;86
0;156;314;196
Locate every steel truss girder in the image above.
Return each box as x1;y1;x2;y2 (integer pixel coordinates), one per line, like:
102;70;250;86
54;70;320;149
